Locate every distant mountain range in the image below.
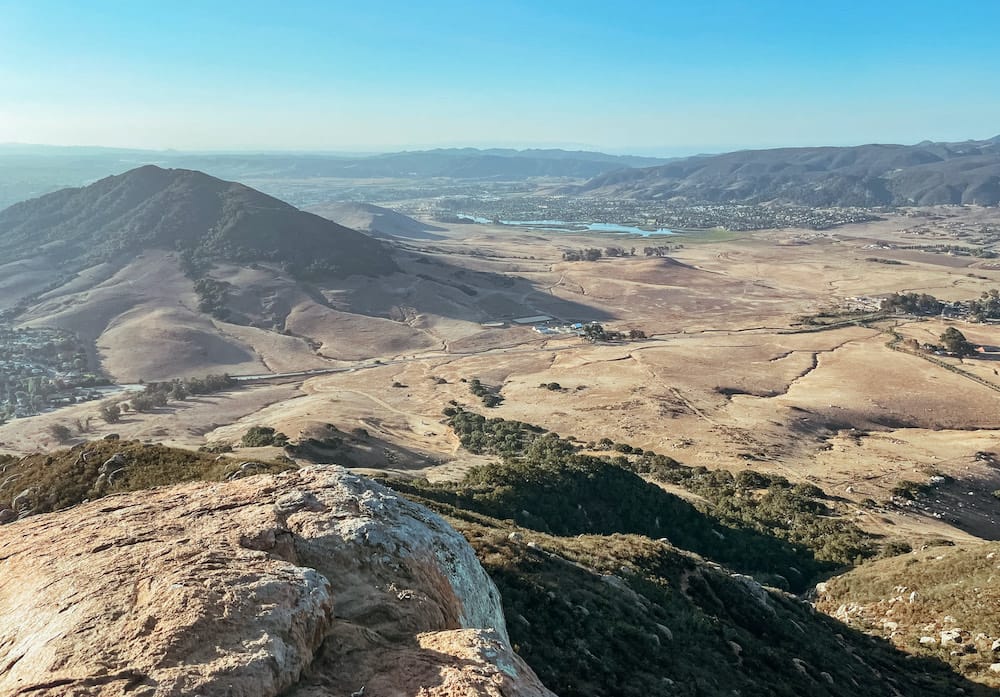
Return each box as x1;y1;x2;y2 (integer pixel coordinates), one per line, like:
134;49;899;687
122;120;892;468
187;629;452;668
4;139;1000;210
164;148;672;180
566;137;1000;206
0;165;395;277
0;146;673;209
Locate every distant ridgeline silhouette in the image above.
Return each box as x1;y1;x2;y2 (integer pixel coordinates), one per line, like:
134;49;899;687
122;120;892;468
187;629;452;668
569;136;1000;206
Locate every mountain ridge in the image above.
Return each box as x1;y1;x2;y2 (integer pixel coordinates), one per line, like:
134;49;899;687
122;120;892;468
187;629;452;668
566;137;1000;206
0;165;397;278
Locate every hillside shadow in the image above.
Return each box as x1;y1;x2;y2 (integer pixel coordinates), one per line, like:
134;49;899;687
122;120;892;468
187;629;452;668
384;456;999;694
388;464;832;593
344;246;613;325
473;530;999;697
288;425;440;471
895;469;1000;541
385;222;448;241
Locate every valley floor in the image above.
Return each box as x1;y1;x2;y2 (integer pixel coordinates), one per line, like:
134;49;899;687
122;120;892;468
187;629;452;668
5;206;1000;549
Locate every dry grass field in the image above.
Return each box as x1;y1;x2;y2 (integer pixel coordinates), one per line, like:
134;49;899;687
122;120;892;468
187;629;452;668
7;204;1000;689
4;207;1000;548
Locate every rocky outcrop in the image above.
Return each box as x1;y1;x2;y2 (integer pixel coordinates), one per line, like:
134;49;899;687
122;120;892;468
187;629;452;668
0;466;555;697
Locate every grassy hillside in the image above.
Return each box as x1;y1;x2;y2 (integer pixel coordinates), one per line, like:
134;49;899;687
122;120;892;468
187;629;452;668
443;518;986;697
0;438;292;516
373;407;993;695
815;544;1000;689
308;201;446;239
415;408;893;588
0;431;991;696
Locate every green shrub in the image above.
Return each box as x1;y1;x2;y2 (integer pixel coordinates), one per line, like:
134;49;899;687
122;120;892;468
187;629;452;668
99;403;121;424
241;426;289;448
48;423;73;443
891;480;932;500
467;378;504;407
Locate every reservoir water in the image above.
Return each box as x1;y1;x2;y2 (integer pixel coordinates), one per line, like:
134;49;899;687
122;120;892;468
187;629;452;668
460;215;673;236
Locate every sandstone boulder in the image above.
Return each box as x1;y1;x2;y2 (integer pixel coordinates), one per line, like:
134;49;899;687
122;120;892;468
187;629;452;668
0;466;554;697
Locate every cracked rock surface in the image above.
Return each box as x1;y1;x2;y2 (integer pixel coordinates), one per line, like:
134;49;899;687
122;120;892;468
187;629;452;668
0;466;554;697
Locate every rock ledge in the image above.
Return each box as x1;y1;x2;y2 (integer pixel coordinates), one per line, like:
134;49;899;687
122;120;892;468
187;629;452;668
0;466;554;696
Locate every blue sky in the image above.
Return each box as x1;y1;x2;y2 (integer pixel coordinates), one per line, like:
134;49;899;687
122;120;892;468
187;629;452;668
1;0;999;154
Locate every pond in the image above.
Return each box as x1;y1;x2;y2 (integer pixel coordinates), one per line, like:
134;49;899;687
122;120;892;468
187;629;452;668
459;215;674;236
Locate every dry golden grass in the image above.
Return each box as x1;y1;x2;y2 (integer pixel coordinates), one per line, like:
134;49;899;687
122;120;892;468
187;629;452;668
816;542;1000;689
7;206;1000;691
7;207;1000;547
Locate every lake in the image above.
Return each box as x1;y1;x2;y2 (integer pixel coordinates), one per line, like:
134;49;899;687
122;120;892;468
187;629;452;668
459;215;674;236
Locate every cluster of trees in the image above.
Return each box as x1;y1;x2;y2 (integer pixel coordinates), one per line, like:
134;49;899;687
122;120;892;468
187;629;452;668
642;245;674;256
938;327;976;356
561;248;603;262
581;323;646;342
241;425;289;448
899;243;998;259
180;250;232;320
865;257;906;265
880;288;1000;327
444;409;546;456
561;246;646;261
128;374;236;413
177;247;212;277
467;378;503;408
602;246;633;257
193;278;232;320
438;407;883;578
968;289;1000;321
897;327;979;357
556;245;679;260
880;292;943;315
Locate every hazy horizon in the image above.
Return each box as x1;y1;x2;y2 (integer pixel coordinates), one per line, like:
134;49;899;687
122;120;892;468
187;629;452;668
2;1;1000;153
4;133;1000;162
